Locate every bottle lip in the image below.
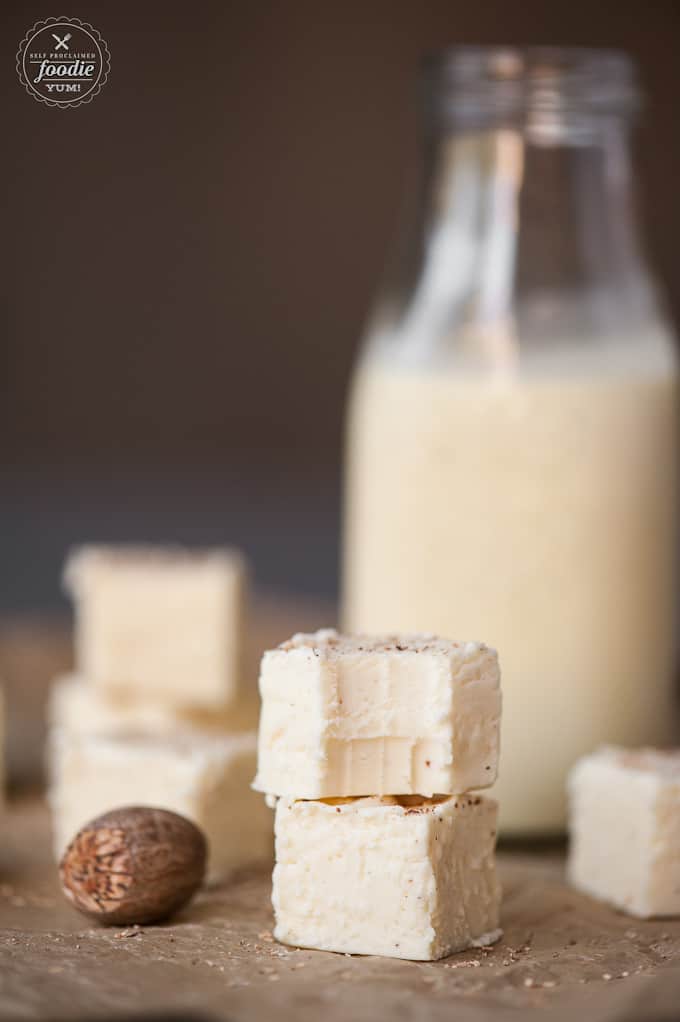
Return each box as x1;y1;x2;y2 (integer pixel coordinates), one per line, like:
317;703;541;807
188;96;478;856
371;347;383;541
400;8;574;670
423;46;640;129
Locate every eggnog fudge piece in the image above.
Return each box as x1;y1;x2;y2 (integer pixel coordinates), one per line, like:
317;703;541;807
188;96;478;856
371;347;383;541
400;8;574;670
0;687;4;815
568;746;680;917
48;674;258;737
273;793;501;960
48;730;272;883
63;545;246;710
254;629;501;798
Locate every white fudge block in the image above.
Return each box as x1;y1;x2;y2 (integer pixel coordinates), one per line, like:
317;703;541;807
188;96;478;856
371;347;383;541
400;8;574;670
568;746;680;918
0;687;4;815
63;545;246;710
273;794;501;960
254;629;501;798
48;730;272;883
48;674;258;738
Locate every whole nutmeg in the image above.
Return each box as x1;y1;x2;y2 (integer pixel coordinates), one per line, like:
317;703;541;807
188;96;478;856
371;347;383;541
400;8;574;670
59;806;207;925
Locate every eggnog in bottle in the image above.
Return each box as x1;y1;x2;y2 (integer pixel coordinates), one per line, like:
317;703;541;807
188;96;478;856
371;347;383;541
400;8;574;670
342;49;678;832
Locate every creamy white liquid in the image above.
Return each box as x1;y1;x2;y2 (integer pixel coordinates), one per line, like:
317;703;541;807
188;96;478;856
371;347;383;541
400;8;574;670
342;343;678;833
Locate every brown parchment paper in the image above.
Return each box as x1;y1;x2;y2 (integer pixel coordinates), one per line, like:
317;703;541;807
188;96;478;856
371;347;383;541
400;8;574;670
1;798;679;1022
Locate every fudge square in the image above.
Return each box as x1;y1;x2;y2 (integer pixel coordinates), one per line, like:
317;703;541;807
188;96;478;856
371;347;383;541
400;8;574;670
64;545;245;710
273;794;502;960
254;630;501;798
568;747;680;917
48;730;272;884
0;687;4;816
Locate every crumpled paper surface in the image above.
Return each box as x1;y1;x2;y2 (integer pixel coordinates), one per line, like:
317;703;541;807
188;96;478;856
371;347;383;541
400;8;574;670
1;798;679;1021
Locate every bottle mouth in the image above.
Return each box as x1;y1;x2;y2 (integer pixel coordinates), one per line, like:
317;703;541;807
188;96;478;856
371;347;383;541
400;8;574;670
424;46;639;133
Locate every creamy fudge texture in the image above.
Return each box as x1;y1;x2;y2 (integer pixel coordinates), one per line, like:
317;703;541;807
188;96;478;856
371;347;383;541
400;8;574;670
48;674;258;738
63;545;246;710
568;747;680;917
273;794;501;960
254;630;501;798
49;730;272;883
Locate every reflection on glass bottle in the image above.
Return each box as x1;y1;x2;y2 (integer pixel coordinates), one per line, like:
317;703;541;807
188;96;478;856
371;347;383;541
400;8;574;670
343;48;678;834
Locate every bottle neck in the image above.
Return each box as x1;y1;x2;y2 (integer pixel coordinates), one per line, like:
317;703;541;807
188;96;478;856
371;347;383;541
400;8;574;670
365;48;674;373
429;117;652;330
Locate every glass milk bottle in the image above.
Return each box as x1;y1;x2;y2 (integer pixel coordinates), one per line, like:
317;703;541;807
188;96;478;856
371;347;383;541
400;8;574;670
342;48;678;834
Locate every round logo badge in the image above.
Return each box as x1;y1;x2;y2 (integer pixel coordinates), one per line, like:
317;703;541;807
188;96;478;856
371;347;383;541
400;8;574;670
16;16;110;108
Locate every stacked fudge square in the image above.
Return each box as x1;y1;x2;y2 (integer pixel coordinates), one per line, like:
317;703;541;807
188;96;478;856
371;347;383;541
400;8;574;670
47;545;272;883
253;629;503;960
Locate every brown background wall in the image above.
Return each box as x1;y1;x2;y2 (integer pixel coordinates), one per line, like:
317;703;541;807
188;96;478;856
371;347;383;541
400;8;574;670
3;1;680;608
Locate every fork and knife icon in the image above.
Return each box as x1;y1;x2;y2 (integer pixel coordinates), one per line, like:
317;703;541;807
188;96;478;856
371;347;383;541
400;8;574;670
52;32;71;51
